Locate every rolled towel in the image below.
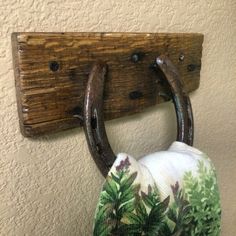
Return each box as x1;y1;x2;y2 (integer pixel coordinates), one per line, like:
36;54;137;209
93;142;221;236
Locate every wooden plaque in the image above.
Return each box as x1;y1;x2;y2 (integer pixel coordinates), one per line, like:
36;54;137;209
12;33;203;137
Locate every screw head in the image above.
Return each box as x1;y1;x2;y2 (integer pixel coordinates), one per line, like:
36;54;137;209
49;61;60;72
131;52;145;63
179;53;185;61
131;53;140;63
22;107;29;113
156;57;163;65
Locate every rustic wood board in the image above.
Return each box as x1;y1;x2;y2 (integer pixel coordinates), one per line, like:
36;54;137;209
12;32;203;137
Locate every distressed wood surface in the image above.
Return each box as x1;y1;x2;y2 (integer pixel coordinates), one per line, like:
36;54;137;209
12;32;203;137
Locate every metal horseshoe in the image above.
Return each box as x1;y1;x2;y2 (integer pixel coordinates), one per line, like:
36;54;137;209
83;55;194;177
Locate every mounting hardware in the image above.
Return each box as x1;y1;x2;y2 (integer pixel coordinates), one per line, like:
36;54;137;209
179;53;185;61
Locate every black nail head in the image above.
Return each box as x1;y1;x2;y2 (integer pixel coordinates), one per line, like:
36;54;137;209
187;64;196;72
129;91;143;100
49;61;60;72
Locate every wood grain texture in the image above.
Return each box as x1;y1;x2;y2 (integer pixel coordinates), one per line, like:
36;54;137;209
11;32;203;137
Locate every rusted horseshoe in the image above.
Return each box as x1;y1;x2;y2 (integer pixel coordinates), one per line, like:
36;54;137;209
83;55;194;177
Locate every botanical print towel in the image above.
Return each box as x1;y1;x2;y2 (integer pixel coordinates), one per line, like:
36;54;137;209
93;142;221;236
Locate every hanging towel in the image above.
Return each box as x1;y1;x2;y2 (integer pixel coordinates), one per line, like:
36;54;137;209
93;142;221;236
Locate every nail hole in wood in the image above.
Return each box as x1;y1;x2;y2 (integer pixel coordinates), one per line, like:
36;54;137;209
49;61;60;72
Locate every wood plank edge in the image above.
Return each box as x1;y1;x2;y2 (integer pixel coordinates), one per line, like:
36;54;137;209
11;32;26;136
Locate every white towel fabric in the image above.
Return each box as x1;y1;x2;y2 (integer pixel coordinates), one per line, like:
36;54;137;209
93;142;221;236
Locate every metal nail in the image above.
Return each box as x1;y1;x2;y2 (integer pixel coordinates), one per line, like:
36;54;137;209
129;91;143;100
179;53;185;61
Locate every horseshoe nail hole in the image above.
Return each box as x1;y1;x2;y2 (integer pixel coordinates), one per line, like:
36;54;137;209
188;117;192;127
91;115;97;129
96;143;102;154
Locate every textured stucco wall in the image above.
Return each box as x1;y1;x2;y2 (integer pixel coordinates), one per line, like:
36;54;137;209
0;0;236;235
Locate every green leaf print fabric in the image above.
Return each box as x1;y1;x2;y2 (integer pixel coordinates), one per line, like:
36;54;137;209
93;141;221;236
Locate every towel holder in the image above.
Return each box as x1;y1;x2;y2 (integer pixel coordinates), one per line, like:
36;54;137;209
12;33;203;137
84;55;194;177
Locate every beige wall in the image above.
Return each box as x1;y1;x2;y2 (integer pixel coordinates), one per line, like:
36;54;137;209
0;0;236;235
